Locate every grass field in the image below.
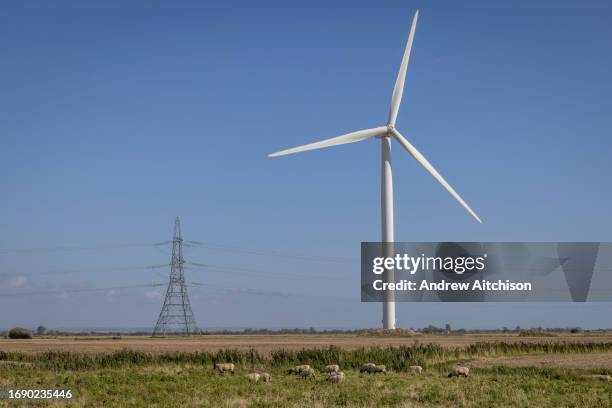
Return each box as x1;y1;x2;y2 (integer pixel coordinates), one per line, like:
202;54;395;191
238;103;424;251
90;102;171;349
1;334;611;407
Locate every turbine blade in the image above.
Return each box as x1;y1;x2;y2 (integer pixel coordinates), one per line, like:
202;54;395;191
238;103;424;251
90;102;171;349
268;126;388;157
391;128;482;223
388;10;419;127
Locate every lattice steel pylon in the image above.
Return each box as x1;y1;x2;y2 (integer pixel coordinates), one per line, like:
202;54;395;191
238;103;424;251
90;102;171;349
153;217;198;336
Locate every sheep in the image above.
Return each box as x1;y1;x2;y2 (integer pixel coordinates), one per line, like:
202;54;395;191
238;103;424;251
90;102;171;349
326;371;345;384
360;363;386;374
447;365;470;378
359;363;376;373
324;364;340;374
287;364;311;375
583;374;612;382
245;373;260;382
409;365;423;374
245;372;271;382
213;362;235;375
371;365;387;375
298;367;316;379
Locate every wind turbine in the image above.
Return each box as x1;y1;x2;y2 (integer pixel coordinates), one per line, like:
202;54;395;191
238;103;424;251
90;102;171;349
268;10;482;329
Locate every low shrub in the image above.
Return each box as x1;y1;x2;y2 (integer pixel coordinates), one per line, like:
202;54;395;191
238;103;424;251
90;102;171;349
8;327;32;339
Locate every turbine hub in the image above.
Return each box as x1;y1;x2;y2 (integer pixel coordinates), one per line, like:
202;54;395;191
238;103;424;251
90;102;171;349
386;124;395;135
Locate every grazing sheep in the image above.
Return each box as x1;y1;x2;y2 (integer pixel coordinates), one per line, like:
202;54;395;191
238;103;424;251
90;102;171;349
409;365;423;374
260;373;272;382
324;364;340;374
584;374;612;382
371;365;387;375
214;363;235;375
245;373;261;382
360;363;376;373
360;363;386;374
298;367;316;379
288;364;311;375
448;365;470;378
326;371;345;384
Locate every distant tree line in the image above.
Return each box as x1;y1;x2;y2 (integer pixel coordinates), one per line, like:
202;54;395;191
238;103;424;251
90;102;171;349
0;324;596;338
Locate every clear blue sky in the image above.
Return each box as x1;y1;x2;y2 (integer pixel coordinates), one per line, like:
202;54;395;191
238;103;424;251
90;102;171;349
1;0;611;330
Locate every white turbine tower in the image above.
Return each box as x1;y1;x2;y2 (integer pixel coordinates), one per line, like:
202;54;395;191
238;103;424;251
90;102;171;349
268;10;482;329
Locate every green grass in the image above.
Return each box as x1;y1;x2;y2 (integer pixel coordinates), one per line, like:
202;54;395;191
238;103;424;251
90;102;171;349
1;365;610;407
2;342;611;371
0;343;611;407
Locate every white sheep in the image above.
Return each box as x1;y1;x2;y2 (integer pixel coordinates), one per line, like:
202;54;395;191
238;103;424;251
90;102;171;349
245;373;260;382
584;374;612;382
324;364;340;374
298;367;316;379
371;365;387;375
326;371;345;383
214;363;235;375
409;365;423;374
288;364;311;375
260;372;272;382
448;365;469;378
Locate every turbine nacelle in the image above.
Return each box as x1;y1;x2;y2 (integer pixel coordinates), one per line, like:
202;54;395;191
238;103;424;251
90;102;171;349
375;125;394;139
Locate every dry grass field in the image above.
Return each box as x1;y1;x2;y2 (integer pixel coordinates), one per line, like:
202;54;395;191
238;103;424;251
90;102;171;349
2;332;612;355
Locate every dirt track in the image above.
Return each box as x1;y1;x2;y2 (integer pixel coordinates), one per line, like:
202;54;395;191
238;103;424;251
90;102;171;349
1;333;611;355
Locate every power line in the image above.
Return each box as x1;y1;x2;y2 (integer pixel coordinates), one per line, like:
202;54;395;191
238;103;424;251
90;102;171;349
186;262;348;281
0;243;160;254
185;241;356;263
186;281;354;302
0;240;356;264
0;283;166;297
0;264;169;278
0;260;352;282
0;240;355;263
0;280;353;302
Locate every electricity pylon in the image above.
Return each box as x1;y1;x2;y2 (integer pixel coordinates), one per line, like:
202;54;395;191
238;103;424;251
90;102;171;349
153;217;198;336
